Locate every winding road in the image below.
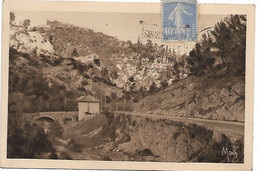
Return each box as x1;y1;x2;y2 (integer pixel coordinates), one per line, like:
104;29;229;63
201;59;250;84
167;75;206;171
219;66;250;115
116;111;244;141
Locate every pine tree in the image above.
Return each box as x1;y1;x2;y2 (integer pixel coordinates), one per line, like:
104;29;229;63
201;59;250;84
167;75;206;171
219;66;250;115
188;15;246;77
10;12;15;26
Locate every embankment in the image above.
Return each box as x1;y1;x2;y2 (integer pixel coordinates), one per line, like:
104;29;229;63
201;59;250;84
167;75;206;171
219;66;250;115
61;112;244;163
138;76;245;122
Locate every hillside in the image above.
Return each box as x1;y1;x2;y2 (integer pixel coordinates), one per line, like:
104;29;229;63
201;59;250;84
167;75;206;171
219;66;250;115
9;19;187;113
138;75;245;122
136;15;246;122
9;22;124;113
7;13;246;162
58;113;243;162
8;15;245;122
41;20;185;89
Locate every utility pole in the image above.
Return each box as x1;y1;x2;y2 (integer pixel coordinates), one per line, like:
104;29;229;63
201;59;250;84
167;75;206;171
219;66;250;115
116;97;118;111
104;95;106;108
186;127;190;161
139;20;144;44
64;94;67;112
185;55;189;120
137;101;139;113
60;90;67;112
124;85;126;112
100;93;103;112
185;53;189;161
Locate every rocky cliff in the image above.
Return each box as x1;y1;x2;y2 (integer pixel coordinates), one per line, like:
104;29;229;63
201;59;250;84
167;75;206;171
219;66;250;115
138;75;245;122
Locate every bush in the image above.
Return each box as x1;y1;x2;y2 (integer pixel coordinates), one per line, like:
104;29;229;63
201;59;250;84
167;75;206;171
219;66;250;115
131;120;136;126
68;139;83;153
190;133;243;163
138;148;154;156
102;110;114;122
187;124;213;141
103;156;112;161
49;121;63;138
59;151;72;160
173;132;181;140
7;114;55;158
94;58;101;66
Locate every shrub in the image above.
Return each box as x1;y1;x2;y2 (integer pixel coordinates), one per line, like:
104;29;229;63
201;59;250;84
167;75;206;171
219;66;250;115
138;148;154;156
94;58;101;66
7;114;55;158
59;151;72;160
102;110;114;123
103;156;112;161
68;139;83;153
173;132;181;140
81;80;89;86
131;120;136;127
189;133;243;163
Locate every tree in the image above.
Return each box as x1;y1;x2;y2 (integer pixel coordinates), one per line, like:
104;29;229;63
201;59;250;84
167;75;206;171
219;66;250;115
149;82;158;93
138;86;147;97
110;92;117;100
110;70;118;80
94;58;101;66
101;67;108;77
212;15;246;75
72;48;78;57
7;115;54;158
188;15;246;77
10;12;15;25
22;19;31;30
126;40;132;48
160;80;168;89
146;39;153;52
128;76;135;82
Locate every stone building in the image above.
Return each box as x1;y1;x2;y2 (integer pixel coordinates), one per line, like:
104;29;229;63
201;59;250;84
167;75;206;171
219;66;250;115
77;95;100;121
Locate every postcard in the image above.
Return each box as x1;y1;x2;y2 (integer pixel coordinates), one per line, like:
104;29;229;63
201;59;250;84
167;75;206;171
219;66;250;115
0;0;255;170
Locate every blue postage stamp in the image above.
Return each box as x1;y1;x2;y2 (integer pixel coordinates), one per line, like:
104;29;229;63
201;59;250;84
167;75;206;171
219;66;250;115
162;0;197;41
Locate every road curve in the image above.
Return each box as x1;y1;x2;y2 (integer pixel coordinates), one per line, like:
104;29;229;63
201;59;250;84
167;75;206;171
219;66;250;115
115;111;244;141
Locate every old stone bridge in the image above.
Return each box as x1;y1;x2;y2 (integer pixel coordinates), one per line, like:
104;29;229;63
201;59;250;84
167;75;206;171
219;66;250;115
22;111;78;124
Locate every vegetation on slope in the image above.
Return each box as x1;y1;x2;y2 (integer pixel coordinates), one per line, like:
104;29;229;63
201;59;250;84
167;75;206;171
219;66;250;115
60;112;244;162
138;15;246;121
7;13;246;161
188;15;246;77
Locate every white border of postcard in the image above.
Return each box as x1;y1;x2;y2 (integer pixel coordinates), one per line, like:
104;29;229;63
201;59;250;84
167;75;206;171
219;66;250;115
1;0;255;170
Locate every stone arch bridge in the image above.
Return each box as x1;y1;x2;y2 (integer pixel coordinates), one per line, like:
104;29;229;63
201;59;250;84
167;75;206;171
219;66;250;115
22;111;78;124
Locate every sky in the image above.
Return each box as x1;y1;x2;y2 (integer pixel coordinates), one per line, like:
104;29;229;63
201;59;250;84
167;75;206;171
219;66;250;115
14;11;160;43
13;11;227;44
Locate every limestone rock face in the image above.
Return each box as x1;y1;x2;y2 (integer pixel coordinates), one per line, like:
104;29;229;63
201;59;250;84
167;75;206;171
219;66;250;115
138;76;245;122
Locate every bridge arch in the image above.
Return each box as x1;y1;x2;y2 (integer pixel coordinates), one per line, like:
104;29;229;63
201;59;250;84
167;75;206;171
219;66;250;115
33;116;55;123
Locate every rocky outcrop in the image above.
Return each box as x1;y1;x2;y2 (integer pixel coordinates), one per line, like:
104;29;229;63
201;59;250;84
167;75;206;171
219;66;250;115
138;76;245;122
105;114;244;162
10;25;54;56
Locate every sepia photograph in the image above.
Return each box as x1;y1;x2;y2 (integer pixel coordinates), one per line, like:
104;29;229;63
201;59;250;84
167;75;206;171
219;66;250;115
0;1;255;170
